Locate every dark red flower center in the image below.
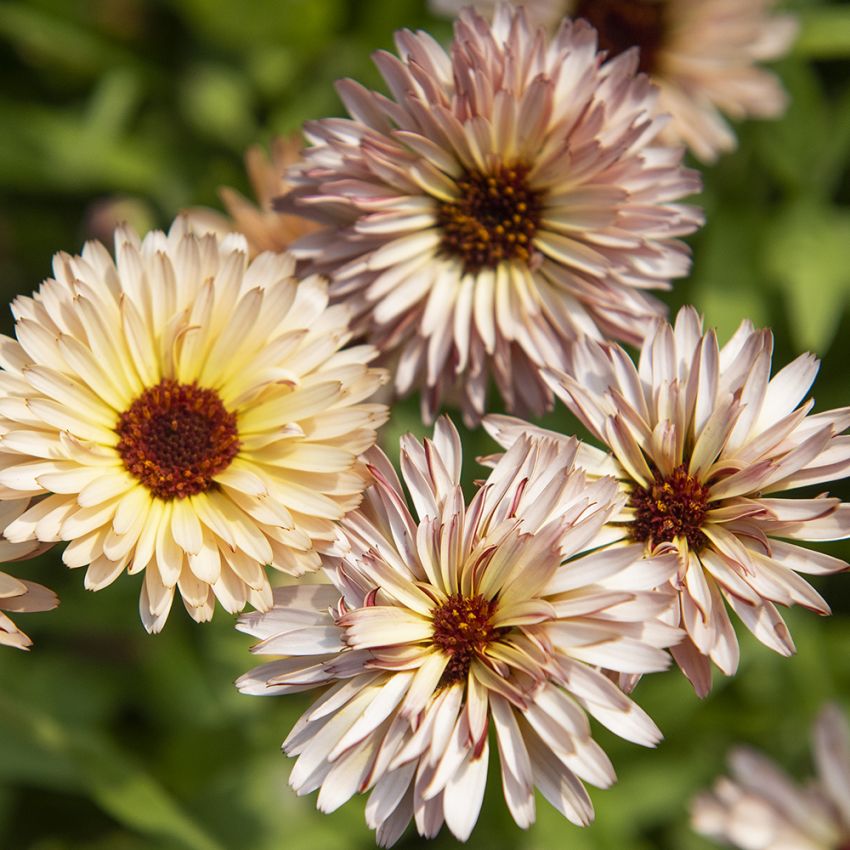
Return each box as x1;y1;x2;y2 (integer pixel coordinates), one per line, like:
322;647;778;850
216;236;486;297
629;464;710;551
432;593;501;686
574;0;668;74
437;162;543;275
115;379;239;500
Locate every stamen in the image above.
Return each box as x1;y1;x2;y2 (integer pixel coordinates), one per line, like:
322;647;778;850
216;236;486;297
115;379;239;500
432;593;501;686
629;464;710;551
437;162;543;274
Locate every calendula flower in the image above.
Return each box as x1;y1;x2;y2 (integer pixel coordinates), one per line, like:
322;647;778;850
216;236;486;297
186;135;319;256
430;0;797;163
237;418;680;845
0;570;57;650
0;217;388;632
484;307;850;696
692;704;850;850
0;499;57;649
282;5;702;425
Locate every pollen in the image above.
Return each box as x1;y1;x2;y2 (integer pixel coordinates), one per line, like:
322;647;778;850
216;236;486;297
115;379;239;500
574;0;668;75
431;593;501;686
629;464;711;551
437;162;543;275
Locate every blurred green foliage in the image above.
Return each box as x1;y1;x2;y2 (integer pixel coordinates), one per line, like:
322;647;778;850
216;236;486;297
0;1;849;849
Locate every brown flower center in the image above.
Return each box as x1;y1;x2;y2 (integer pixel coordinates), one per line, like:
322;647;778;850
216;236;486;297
437;162;543;275
629;464;710;551
432;593;501;686
115;379;239;500
574;0;668;74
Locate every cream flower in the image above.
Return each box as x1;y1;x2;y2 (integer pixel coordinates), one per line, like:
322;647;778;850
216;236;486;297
186;135;319;256
0;217;388;631
237;418;680;844
692;704;850;850
430;0;797;163
0;499;57;649
282;5;702;425
484;307;850;696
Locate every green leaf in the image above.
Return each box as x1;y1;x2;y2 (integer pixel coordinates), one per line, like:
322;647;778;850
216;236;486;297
0;3;135;77
0;694;226;850
179;64;257;150
794;6;850;59
170;0;345;52
753;59;831;196
688;210;770;342
764;201;850;353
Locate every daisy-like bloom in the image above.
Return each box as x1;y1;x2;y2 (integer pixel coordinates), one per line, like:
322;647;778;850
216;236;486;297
0;570;58;650
237;418;681;844
429;0;797;163
186;136;319;257
0;500;57;649
0;217;388;632
692;704;850;850
281;5;702;425
484;306;850;696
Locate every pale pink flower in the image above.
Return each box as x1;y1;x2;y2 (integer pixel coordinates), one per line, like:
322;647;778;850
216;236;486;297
185;135;319;257
484;307;850;696
237;418;681;845
430;0;797;163
0;499;57;649
282;5;702;425
692;704;850;850
0;217;387;632
0;570;57;650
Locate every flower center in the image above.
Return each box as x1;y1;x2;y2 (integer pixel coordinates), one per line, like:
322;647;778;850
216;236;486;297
432;593;501;686
574;0;667;74
437;162;543;275
629;464;710;551
115;379;239;500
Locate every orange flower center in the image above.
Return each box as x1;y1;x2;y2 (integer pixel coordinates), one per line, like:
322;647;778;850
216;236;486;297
115;379;239;500
574;0;667;74
437;162;543;274
432;593;501;686
629;464;710;551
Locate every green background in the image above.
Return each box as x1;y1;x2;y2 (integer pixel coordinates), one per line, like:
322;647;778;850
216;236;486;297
1;0;849;848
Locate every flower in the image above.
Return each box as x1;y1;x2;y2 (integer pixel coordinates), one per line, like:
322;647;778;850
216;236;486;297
0;499;57;649
691;704;850;850
484;306;850;696
237;418;681;844
429;0;797;163
0;217;388;632
186;135;319;256
0;570;58;650
281;5;702;425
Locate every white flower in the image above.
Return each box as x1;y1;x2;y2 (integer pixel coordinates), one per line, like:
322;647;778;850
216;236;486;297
237;418;680;844
429;0;798;162
692;704;850;850
0;217;388;631
0;499;57;649
283;5;702;424
484;307;850;695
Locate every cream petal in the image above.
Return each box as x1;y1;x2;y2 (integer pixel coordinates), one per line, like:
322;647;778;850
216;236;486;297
443;739;489;842
170;498;203;555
